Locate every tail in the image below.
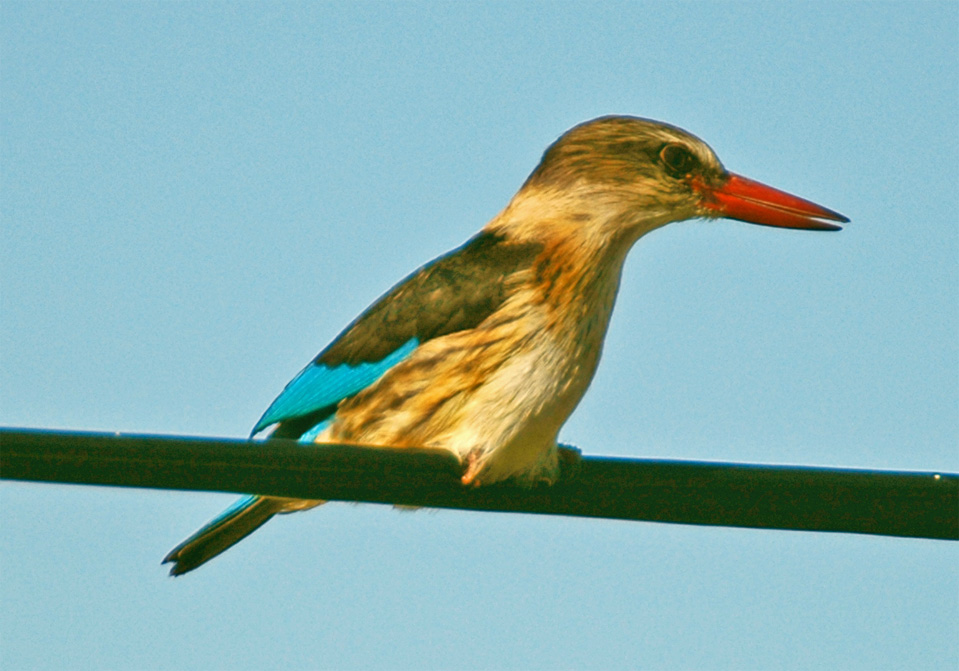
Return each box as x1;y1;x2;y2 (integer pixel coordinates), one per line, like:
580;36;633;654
163;495;284;576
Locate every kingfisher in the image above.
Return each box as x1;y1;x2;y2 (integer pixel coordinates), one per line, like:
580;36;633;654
164;116;847;575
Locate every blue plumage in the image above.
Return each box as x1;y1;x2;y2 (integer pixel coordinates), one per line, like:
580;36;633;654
164;340;419;575
252;338;419;435
246;231;542;443
297;416;335;443
183;494;259;540
162;494;281;576
165;413;337;575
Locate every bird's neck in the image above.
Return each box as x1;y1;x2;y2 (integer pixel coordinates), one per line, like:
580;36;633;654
487;181;679;249
484;184;647;340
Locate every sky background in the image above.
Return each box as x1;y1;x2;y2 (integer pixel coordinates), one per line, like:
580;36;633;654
2;2;957;670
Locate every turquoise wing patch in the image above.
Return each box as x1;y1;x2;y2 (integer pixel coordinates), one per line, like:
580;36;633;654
252;338;418;434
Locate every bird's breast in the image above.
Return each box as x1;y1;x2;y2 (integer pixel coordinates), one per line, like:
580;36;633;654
320;238;628;485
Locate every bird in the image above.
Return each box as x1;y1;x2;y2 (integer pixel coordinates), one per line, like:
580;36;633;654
164;115;847;576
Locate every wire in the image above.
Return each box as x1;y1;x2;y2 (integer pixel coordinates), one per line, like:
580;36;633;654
1;427;956;540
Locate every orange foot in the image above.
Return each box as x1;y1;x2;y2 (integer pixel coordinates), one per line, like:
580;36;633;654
461;452;483;487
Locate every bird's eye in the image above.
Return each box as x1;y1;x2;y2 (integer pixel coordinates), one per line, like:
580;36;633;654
660;143;698;177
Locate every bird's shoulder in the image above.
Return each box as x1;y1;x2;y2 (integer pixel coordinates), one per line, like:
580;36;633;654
317;230;543;366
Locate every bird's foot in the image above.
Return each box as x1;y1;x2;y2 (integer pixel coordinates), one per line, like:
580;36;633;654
461;451;483;487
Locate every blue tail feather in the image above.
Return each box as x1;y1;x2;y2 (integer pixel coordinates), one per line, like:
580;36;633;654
163;495;282;576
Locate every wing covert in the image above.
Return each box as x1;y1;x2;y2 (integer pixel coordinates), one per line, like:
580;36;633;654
253;231;542;439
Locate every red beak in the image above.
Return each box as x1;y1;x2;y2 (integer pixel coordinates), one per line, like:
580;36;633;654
696;173;848;231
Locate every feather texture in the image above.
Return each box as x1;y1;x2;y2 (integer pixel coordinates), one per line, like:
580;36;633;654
164;115;845;575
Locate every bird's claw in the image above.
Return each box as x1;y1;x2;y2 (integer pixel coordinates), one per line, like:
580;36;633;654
461;451;483;487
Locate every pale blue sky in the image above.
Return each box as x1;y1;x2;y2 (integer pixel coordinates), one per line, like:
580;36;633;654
2;2;957;670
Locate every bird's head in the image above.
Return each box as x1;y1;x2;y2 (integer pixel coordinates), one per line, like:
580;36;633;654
503;116;847;246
